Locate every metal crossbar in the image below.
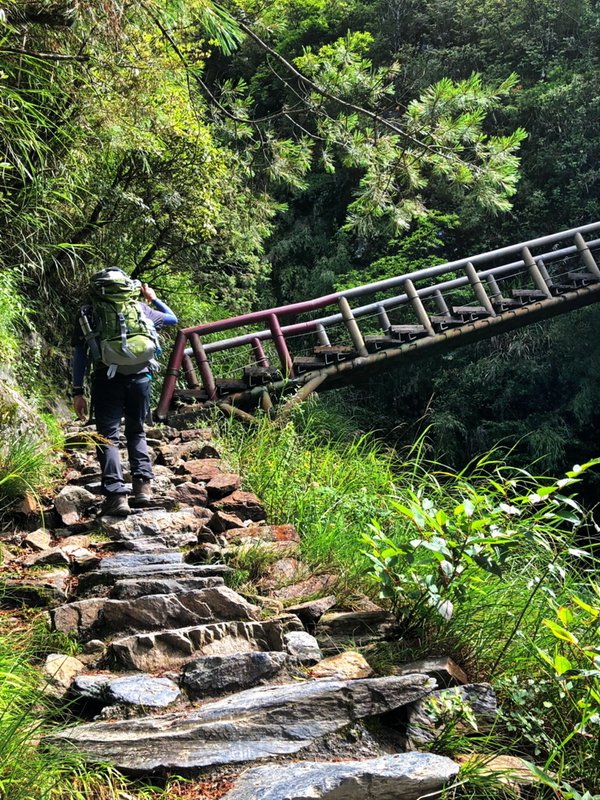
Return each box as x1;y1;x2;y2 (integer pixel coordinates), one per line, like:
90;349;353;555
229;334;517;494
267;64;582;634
156;221;600;419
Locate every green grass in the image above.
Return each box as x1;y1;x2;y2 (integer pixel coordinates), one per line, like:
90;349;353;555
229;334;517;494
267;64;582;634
0;430;57;508
0;623;163;800
219;402;600;795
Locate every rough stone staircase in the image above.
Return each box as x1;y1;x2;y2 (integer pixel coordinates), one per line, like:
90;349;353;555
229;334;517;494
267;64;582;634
3;425;507;799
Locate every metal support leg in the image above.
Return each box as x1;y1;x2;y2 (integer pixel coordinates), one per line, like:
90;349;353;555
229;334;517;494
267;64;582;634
182;354;200;389
574;232;600;279
521;247;552;297
268;314;294;376
434;290;450;316
465;262;496;316
251;337;269;367
189;333;218;402
486;274;504;303
377;305;392;332
404;279;435;336
316;324;331;347
536;258;554;287
338;296;368;357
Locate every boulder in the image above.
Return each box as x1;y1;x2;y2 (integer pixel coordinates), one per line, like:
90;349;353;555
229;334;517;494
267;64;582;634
100;509;202;550
317;611;398;653
181;652;290;698
261;558;303;588
211;491;266;522
284;631;322;665
60;544;100;570
23;528;52;551
309;651;373;681
54;486;97;525
393;656;468;688
172;482;209;507
71;673;180;709
51;586;260;639
405;683;497;749
178;428;214;442
77;556;232;594
2;573;70;607
180;459;224;481
223;752;460;800
285;595;337;629
43;653;86;699
206;473;241;500
269;574;337;600
110;614;305;671
209;510;246;532
222;524;300;545
107;675;181;708
24;547;70;567
48;674;435;773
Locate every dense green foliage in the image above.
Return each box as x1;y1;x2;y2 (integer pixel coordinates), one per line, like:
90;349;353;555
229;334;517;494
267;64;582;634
2;0;598;467
223;412;600;794
0;621;163;799
1;2;600;797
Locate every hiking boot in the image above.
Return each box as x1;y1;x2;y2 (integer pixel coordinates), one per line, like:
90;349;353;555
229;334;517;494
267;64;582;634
102;493;131;517
132;477;152;503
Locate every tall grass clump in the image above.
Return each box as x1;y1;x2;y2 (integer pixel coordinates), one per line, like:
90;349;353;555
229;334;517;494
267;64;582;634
0;431;57;509
0;269;28;368
223;406;398;575
220;405;600;792
0;626;161;800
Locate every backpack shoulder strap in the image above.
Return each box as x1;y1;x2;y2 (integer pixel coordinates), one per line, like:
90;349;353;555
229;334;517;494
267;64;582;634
78;305;101;361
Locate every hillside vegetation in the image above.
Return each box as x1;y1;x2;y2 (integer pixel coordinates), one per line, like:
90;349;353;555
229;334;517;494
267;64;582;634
1;1;599;798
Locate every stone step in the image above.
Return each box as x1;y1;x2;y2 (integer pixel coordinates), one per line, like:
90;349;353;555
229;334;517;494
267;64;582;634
180;651;292;699
316;610;399;653
110;575;225;600
109;614;304;671
99;509;205;551
47;674;434;773
77;554;232;594
51;586;260;640
222;752;460;800
70;673;181;713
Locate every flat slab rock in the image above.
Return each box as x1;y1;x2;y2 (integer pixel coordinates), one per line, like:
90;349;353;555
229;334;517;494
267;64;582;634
110;576;225;600
51;586;259;639
71;673;180;709
48;674;434;773
77;554;232;593
223;752;460;800
181;651;290;698
110;614;305;671
210;491;266;522
100;509;202;549
317;611;398;652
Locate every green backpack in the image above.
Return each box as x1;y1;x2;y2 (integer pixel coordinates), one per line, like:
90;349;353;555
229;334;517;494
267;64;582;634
80;268;159;378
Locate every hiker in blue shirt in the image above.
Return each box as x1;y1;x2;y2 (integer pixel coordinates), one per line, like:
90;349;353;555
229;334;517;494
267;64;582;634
72;269;178;516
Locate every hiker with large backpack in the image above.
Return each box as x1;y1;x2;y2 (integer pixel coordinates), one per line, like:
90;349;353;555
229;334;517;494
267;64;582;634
71;268;178;516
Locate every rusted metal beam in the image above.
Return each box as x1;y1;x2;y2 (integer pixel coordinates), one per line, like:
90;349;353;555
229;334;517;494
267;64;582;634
268;313;294;376
189;333;217;402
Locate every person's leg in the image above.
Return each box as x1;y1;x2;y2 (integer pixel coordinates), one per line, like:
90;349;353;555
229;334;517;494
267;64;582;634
91;374;128;496
123;373;154;484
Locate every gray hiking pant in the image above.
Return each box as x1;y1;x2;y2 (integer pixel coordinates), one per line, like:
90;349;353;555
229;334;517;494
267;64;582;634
91;371;154;495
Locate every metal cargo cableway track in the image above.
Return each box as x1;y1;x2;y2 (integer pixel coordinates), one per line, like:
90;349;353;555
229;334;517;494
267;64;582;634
156;221;600;420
